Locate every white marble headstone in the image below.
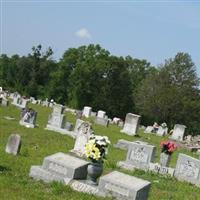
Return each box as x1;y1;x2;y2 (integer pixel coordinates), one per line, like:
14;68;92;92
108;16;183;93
82;106;92;118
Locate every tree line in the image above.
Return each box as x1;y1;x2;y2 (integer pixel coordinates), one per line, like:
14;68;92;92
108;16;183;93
0;44;199;135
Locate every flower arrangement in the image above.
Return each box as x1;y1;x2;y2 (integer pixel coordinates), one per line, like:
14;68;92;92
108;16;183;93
160;140;177;155
85;135;110;163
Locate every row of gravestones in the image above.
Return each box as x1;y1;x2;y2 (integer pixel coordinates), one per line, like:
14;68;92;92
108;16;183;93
5;122;151;200
115;140;200;187
145;124;187;141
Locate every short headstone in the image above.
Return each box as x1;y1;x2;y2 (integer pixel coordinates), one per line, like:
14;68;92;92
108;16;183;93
82;106;92;118
72;121;93;156
1;98;9;106
46;105;76;138
90;111;97;117
95;117;109;127
156;127;168;137
118;141;156;170
121;113;141;136
149;163;175;177
19;108;37;128
5;134;21;155
114;139;132;150
98;171;151;200
29;152;89;184
97;110;106;118
144;126;154;134
171;124;186;141
12;96;28;109
174;153;200;187
113;117;121;124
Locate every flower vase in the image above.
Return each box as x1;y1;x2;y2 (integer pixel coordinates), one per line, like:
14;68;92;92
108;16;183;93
87;162;103;185
160;152;171;167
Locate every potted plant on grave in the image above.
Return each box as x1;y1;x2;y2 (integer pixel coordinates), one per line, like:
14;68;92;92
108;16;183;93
160;140;177;167
85;135;110;185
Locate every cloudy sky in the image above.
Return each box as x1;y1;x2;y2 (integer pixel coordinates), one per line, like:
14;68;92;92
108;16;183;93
1;1;200;75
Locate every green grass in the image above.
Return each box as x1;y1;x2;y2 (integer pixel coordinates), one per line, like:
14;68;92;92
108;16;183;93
0;103;200;200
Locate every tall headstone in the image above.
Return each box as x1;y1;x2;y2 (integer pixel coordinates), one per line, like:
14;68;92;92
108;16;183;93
118;141;156;170
98;171;151;200
5;134;21;155
95;117;109;127
174;153;200;187
171;124;186;141
72;122;93;156
82;106;92;118
30;152;89;184
121;113;141;136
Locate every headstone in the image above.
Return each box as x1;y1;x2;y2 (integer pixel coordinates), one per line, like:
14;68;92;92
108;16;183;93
171;124;186;141
5;134;21;155
19;108;37;128
121;113;141;136
1;98;9;106
113;117;121;125
12;96;28;109
97;110;106;118
156;127;168;137
118;141;156;170
174;153;200;187
95;117;109;127
72;122;93;156
90;112;97;117
149;163;175;177
144;126;154;134
46;105;76;138
30;152;89;184
82;106;92;118
74;119;85;133
114;139;132;150
98;171;151;200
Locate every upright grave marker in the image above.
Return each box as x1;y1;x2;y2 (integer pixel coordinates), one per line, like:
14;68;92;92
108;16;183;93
118;141;156;170
19;108;37;128
171;124;186;141
121;113;141;136
72;121;93;156
5;134;21;155
174;153;200;187
82;106;92;118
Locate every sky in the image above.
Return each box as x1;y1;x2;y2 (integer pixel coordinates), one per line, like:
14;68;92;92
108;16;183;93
1;0;200;76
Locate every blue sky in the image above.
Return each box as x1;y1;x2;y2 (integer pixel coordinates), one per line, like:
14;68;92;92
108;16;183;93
1;1;200;76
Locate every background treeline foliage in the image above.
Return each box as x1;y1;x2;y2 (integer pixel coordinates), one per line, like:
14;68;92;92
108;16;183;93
0;44;199;135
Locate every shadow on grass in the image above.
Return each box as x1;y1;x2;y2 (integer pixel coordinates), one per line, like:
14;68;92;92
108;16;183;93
0;165;11;172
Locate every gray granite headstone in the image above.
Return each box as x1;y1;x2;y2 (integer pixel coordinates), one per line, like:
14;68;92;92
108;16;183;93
121;113;141;136
118;141;156;170
174;153;200;187
95;117;109;127
171;124;186;141
98;171;151;200
5;134;21;155
29;152;89;184
46;105;76;138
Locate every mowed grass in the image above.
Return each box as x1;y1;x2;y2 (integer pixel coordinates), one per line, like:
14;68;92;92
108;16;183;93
0;103;200;200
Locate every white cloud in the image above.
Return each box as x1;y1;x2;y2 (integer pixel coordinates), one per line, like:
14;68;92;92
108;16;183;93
75;28;91;39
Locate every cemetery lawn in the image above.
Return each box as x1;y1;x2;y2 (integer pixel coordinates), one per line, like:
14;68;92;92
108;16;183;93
0;104;200;200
